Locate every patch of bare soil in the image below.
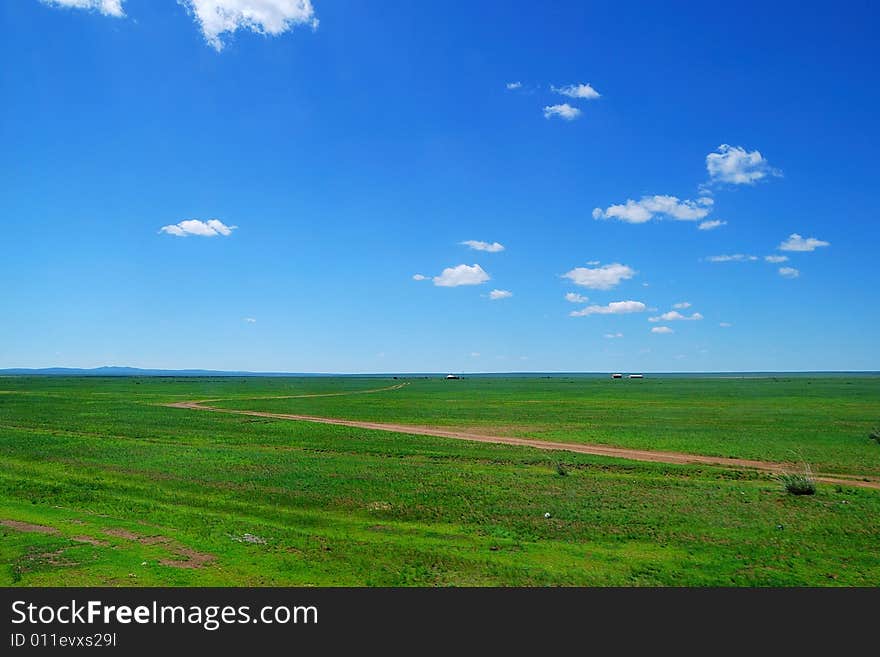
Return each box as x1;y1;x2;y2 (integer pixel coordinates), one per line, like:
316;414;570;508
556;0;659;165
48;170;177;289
1;520;59;534
28;547;77;567
103;528;142;540
158;547;214;569
104;527;214;569
3;519;110;548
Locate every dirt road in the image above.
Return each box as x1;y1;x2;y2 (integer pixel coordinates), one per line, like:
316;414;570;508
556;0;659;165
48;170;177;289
164;394;880;490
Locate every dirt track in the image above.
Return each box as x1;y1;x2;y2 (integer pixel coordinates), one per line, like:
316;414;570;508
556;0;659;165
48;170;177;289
164;393;880;490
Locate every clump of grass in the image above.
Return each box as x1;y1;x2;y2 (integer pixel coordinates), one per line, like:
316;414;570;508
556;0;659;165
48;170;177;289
779;473;816;495
869;427;880;444
556;462;568;477
778;460;816;496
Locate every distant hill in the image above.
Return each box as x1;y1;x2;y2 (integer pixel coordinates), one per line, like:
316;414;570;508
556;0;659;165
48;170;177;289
0;366;314;377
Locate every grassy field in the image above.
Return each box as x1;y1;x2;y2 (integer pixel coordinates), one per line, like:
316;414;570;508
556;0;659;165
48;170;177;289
1;375;879;586
213;376;880;477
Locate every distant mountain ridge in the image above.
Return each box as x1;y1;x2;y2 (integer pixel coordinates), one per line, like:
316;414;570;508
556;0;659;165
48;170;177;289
0;366;312;377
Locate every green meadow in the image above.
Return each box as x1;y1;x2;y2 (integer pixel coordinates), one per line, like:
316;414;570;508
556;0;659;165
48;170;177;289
1;375;879;586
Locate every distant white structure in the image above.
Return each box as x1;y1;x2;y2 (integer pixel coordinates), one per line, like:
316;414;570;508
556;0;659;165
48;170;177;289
628;374;644;379
611;373;623;379
445;374;461;380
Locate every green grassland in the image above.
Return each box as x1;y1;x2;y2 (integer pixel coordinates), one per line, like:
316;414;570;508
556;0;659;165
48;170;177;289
1;375;879;586
212;376;880;477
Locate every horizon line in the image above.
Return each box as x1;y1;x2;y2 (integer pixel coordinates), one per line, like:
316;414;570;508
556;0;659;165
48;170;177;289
2;366;879;377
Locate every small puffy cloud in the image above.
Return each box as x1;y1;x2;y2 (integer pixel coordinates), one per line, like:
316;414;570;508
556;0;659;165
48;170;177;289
764;255;789;263
592;203;648;223
564;292;589;304
706;254;758;262
719;322;733;328
243;317;257;323
159;219;236;237
651;326;674;334
551;83;601;100
570;300;646;317
649;311;703;322
672;302;691;309
706;144;781;185
470;352;480;357
505;81;522;90
593;195;712;224
412;274;428;281
543;103;581;120
779;266;800;278
489;289;513;300
698;219;727;231
41;0;125;17
461;240;505;253
778;233;830;252
433;264;490;287
180;0;318;52
562;262;636;290
604;332;624;339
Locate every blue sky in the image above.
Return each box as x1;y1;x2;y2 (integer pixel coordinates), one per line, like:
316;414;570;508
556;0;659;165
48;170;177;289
1;0;878;373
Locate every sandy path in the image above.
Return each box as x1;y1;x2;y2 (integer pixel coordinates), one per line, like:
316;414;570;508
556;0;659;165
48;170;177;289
164;397;880;490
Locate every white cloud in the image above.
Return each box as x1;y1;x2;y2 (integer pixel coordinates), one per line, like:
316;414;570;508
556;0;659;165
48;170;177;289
672;302;691;309
562;263;636;290
651;326;674;334
706;254;758;262
779;266;800;278
461;240;505;253
180;0;318;51
470;352;480;357
551;83;601;100
564;292;589;304
649;311;703;322
433;264;490;287
719;322;732;328
505;81;522;90
764;255;789;263
412;274;428;281
706;144;781;185
698;219;727;231
586;260;601;266
604;332;624;339
243;317;257;323
593;195;713;224
543;104;581;120
489;289;512;300
41;0;125;17
778;233;830;252
159;218;237;237
570;301;646;317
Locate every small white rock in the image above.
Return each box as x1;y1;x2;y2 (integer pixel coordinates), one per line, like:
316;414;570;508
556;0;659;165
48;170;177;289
544;512;551;519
